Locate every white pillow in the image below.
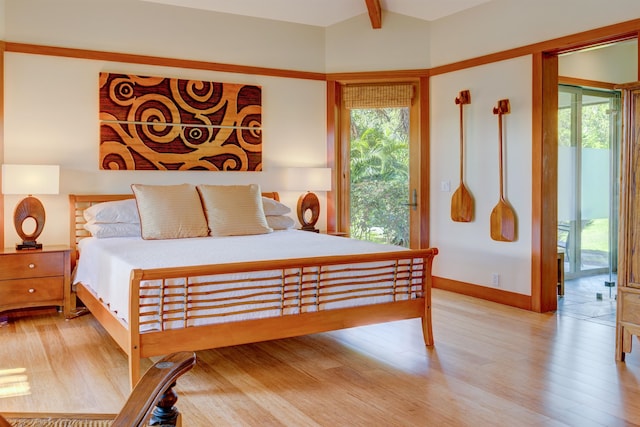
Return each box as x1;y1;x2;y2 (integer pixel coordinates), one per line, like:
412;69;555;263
262;197;291;216
266;215;295;230
84;221;141;238
83;198;139;224
132;183;210;240
197;184;272;236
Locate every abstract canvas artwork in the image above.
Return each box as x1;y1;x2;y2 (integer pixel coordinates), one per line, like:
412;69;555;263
99;73;262;171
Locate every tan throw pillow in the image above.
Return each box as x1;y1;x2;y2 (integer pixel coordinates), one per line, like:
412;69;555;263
197;184;273;236
131;184;209;240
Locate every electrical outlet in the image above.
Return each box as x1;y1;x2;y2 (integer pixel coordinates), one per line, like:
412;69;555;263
440;180;450;192
492;273;500;287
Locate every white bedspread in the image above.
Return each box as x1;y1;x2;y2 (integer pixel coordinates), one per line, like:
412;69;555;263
74;230;409;327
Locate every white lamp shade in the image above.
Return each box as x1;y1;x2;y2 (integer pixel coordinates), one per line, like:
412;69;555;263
283;167;332;192
2;164;60;195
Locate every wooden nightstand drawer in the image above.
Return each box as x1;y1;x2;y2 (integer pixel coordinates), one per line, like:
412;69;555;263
0;252;64;280
0;277;64;308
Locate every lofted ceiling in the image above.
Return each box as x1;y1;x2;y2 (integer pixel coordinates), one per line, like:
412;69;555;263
138;0;493;27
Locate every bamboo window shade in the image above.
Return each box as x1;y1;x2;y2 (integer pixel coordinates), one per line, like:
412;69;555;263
342;84;414;109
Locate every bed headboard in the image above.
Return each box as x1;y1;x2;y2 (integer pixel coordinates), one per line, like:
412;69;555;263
69;191;280;270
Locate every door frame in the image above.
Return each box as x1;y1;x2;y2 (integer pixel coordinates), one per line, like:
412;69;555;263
535;33;638;312
328;78;429;249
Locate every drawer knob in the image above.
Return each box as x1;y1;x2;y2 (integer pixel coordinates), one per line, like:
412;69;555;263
28;288;35;293
28;263;35;269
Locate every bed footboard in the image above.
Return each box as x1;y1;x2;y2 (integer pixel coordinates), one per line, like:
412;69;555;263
121;248;437;388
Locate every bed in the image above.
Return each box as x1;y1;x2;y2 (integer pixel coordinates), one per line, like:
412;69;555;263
69;190;438;388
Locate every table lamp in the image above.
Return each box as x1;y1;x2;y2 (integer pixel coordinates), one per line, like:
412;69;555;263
2;164;60;250
283;167;332;232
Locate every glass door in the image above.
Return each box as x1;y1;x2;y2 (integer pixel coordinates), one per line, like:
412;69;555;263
558;85;620;279
340;82;420;248
349;107;411;246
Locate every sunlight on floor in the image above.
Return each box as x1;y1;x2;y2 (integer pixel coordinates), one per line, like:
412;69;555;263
328;318;430;374
558;273;617;327
0;368;30;398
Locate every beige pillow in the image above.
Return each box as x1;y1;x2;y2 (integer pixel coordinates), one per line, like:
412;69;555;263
197;184;272;236
131;184;209;240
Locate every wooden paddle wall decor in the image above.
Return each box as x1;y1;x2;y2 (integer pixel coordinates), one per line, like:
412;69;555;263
490;99;517;242
451;90;474;222
99;73;262;171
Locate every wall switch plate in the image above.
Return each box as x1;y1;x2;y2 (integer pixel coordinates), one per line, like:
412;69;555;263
440;180;450;192
492;273;500;286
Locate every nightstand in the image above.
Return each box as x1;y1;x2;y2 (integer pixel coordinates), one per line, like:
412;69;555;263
0;246;71;318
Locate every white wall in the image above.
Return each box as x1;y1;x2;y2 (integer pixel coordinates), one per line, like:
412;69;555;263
430;57;533;295
5;0;325;72
0;0;5;40
559;40;638;84
2;0;329;247
325;12;431;72
430;0;640;67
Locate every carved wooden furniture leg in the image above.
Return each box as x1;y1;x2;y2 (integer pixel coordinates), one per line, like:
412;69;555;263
149;382;180;426
112;352;195;427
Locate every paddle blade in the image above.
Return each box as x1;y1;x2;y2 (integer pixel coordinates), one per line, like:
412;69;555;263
451;184;474;222
490;199;517;242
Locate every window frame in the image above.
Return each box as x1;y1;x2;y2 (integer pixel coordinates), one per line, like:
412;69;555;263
329;78;429;249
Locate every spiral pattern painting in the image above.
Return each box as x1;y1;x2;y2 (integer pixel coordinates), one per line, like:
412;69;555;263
99;73;262;171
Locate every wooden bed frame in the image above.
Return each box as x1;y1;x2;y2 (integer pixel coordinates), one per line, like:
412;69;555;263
69;193;438;389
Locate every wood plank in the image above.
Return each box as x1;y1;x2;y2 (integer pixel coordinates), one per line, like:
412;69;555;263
139;299;426;357
531;51;559;313
558;76;617;90
76;283;129;353
4;42;326;82
433;276;531;309
364;0;382;29
136;249;435;279
325;80;339;233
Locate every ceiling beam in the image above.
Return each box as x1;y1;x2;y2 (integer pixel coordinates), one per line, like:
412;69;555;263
365;0;382;29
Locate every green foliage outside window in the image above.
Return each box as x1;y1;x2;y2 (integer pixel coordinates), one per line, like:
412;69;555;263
558;101;611;149
350;108;409;247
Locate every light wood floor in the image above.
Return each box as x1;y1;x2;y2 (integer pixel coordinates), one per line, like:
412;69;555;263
2;289;640;426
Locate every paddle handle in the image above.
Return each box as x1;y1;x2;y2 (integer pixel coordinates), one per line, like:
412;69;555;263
455;90;471;184
493;99;510;200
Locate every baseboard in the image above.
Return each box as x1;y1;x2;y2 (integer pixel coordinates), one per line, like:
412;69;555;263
433;276;532;311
